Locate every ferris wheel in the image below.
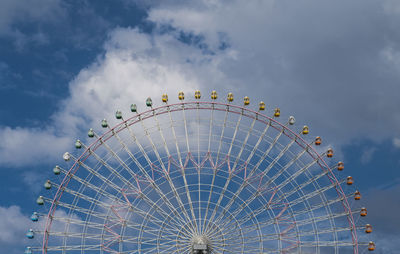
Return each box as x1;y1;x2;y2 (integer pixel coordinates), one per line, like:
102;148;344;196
25;90;375;254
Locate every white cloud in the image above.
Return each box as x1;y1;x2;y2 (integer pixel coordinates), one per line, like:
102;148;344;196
0;0;64;51
0;0;64;35
2;0;400;167
393;138;400;148
146;0;400;147
0;28;205;167
0;205;30;243
0;126;70;167
360;147;377;164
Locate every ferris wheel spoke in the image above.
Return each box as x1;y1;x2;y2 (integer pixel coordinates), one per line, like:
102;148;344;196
282;179;346;209
53;166;126;208
204;111;244;234
304;169;340;253
247;125;284;179
41;196;113;220
212;135;296;230
79;147;186;230
85;148;141;195
139;115;196;232
162;106;199;234
67;155;124;195
274;158;324;200
262;141;309;187
215;104;230;164
122;121;195;231
212;243;262;253
43;197;179;239
263;170;330;227
296;210;350;227
299;241;354;247
201;105;230;233
222;225;351;243
290;192;352;220
196;104;202;233
230;116;257;173
106;126;191;230
211;126;285;228
171;243;191;254
181;104;200;233
229;181;345;231
36;244;101;251
219;139;309;227
207;118;260;235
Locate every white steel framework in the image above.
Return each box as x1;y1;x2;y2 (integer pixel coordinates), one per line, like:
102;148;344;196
27;98;374;254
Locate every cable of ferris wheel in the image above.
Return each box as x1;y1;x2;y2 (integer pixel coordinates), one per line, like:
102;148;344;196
205;106;266;252
180;103;200;234
210;127;330;252
107;129;192;234
47;181;177;232
196;102;202;234
204;107;245;234
207;114;261;236
77;141;187;232
225;179;347;234
205;123;287;236
214;140;312;231
211;137;298;230
153;104;200;236
201;104;228;234
137;107;198;236
117;119;195;230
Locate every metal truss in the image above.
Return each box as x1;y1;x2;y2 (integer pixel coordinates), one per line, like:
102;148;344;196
28;100;373;253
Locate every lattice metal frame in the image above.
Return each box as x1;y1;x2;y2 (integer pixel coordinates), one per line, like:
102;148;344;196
27;99;374;254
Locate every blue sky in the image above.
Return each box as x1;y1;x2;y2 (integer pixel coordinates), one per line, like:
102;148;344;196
0;0;399;253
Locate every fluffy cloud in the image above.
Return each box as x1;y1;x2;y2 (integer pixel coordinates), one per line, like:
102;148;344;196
0;0;64;35
393;138;400;148
1;1;399;253
2;0;400;167
0;28;207;167
147;0;400;146
0;205;30;243
0;126;70;167
0;0;65;50
364;183;400;253
0;205;33;254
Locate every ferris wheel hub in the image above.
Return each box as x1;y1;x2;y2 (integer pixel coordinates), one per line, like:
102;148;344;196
192;235;210;253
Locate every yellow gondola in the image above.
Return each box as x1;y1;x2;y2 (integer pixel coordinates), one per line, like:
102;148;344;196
302;126;309;135
274;108;280;117
244;96;250;105
259;101;265;111
178;91;185;100
162;94;168;103
227;92;234;102
211;90;218;100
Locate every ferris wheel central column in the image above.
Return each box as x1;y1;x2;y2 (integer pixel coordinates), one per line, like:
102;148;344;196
191;235;210;254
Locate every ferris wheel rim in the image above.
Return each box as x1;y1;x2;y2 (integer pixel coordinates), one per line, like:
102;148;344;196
41;100;359;254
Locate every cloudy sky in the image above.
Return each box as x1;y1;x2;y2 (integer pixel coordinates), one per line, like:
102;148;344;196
0;0;399;253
